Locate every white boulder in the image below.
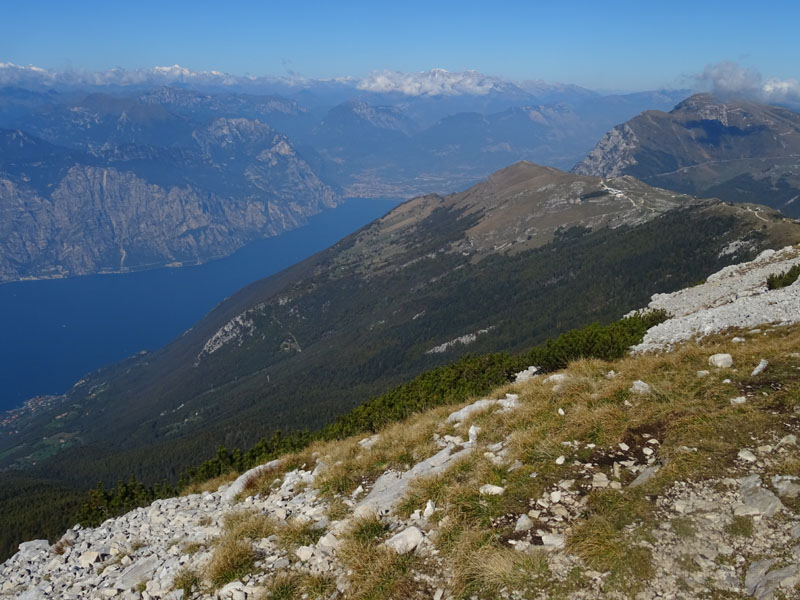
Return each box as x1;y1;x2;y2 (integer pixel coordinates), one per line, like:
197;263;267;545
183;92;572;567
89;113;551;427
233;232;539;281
709;354;733;369
385;527;424;555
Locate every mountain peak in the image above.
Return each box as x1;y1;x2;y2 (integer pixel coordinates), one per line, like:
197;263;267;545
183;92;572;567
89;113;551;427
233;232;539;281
672;92;718;110
572;93;800;215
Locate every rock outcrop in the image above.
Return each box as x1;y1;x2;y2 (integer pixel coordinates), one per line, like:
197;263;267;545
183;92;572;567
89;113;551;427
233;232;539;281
632;245;800;352
3;327;800;598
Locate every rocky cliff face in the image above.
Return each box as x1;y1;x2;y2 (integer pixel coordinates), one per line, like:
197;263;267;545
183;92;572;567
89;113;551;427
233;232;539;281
571;123;640;178
3;247;800;599
0;120;337;282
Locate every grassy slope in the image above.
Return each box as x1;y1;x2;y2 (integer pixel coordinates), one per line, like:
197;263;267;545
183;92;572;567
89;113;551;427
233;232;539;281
244;322;800;598
1;199;797;563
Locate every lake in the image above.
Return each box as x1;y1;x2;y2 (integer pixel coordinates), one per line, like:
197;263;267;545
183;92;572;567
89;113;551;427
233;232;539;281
0;197;402;412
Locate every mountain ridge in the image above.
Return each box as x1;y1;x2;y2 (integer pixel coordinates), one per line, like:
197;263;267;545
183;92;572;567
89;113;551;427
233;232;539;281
0;119;337;282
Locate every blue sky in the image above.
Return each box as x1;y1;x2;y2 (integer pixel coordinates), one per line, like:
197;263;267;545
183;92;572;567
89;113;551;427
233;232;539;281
2;0;798;90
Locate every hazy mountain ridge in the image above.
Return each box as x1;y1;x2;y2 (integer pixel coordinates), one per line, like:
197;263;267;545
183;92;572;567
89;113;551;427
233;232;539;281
573;93;800;216
0;72;695;282
305;92;691;196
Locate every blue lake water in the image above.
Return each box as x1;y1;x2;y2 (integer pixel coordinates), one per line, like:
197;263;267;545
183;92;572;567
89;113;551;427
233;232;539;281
0;197;402;412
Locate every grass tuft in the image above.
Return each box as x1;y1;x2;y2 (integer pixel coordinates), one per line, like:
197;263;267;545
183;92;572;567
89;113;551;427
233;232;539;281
338;541;421;600
208;536;257;588
277;518;322;551
347;516;389;544
223;509;276;540
725;515;754;538
181;471;239;496
172;567;201;596
257;572;336;600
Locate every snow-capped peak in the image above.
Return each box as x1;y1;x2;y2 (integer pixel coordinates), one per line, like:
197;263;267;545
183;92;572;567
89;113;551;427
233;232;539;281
355;68;510;97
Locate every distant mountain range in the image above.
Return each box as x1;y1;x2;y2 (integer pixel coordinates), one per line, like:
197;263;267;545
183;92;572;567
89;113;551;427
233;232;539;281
0;63;635;100
0;69;697;280
573;93;800;216
3;161;797;493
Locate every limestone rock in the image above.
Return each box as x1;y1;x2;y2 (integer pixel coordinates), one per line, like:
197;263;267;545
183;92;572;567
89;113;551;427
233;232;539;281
295;545;314;562
772;475;800;499
479;484;505;496
515;514;535;532
751;359;768;376
736;475;784;517
17;540;49;559
540;533;565;549
629;465;660;488
385;527;423;555
221;459;282;503
114;556;159;591
709;354;733;368
737;449;757;463
78;551;101;568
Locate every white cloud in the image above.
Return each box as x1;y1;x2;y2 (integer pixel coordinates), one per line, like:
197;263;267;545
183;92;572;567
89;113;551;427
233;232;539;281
697;61;800;106
0;62;284;89
762;77;800;103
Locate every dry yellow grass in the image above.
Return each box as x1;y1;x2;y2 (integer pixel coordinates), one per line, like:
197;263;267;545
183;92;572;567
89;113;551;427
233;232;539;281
222;509;277;540
396;324;800;597
314;412;446;498
254;571;336;600
181;471;239;496
275;517;322;551
210;322;800;598
337;538;423;600
207;535;257;588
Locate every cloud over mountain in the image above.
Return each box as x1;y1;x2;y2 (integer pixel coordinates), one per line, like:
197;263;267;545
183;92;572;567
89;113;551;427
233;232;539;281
697;61;800;105
0;63;521;97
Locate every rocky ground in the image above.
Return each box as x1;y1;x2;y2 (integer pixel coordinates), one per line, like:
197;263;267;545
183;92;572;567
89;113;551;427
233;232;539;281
3;248;800;600
632;245;800;352
3;379;799;599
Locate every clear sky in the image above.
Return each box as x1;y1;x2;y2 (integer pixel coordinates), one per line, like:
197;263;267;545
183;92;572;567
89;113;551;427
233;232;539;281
2;0;798;90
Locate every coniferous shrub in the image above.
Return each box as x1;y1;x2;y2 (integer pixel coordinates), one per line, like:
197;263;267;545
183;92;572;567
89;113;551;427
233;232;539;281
766;264;800;290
